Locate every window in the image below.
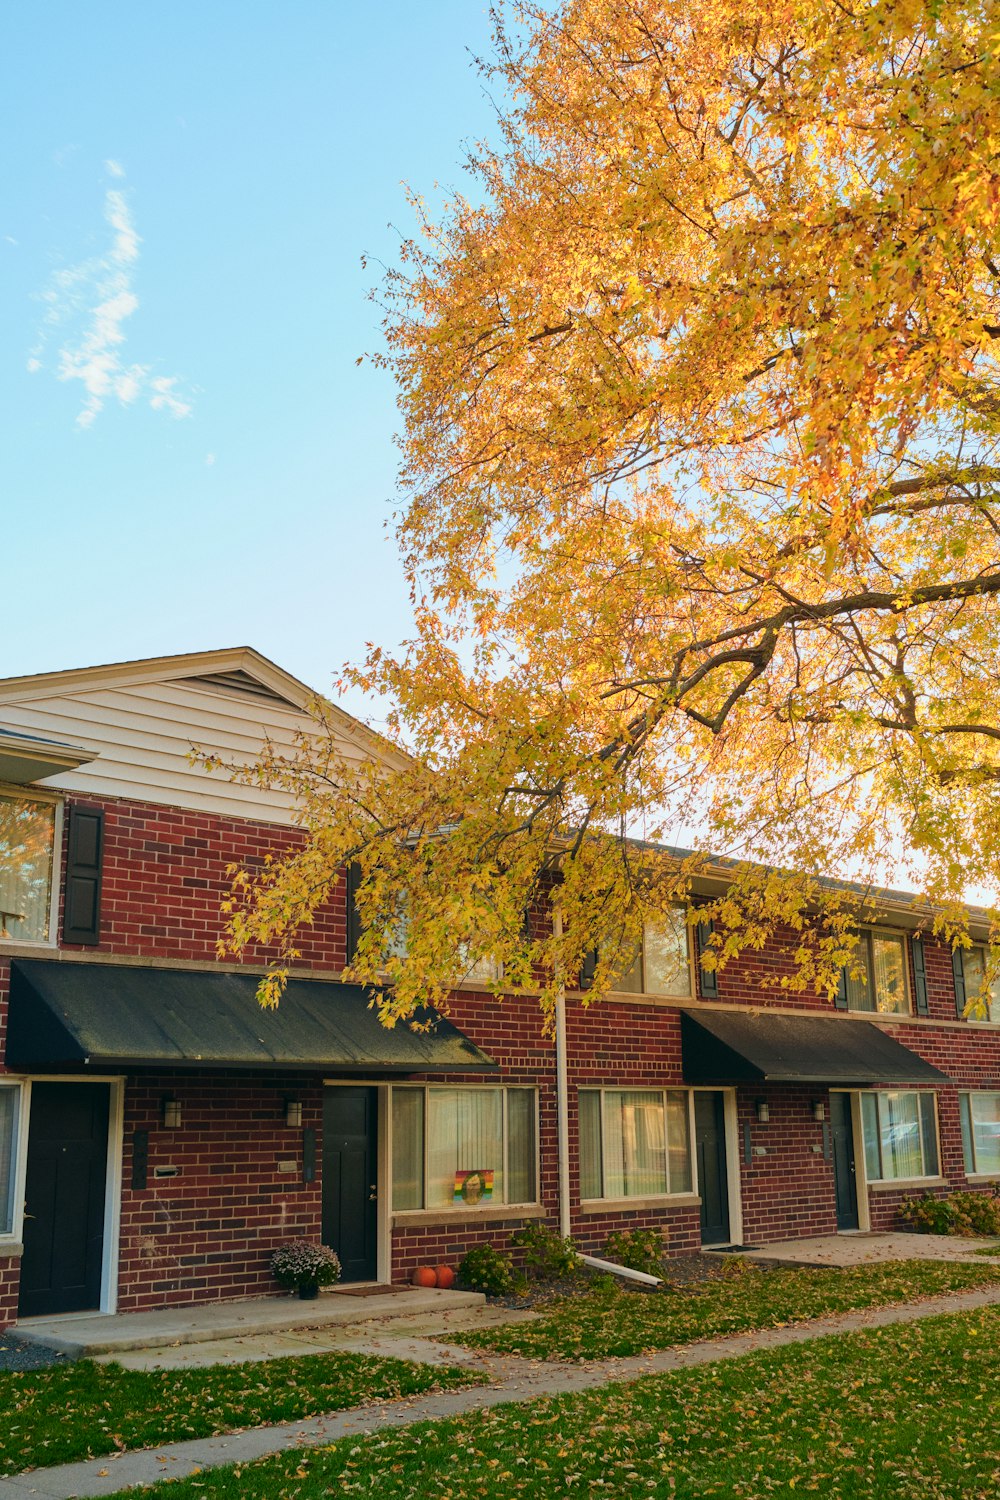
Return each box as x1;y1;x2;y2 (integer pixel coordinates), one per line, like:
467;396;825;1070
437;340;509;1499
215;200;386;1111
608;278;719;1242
391;1086;537;1211
612;913;692;998
0;793;56;943
860;1091;939;1181
0;1084;22;1238
960;1093;1000;1177
579;1088;692;1199
960;947;1000;1023
841;930;909;1015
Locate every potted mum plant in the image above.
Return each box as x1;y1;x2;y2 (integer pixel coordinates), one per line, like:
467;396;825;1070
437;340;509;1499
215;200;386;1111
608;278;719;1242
271;1240;342;1300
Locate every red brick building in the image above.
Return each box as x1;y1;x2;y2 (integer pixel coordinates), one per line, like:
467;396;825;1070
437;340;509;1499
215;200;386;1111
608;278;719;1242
0;648;998;1331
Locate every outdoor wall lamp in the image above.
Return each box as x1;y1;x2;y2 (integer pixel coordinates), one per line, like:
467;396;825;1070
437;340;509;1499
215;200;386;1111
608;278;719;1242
812;1100;826;1122
162;1097;182;1129
754;1098;770;1124
285;1099;303;1129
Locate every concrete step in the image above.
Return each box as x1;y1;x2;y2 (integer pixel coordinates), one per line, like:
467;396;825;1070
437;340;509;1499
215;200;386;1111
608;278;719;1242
15;1287;486;1359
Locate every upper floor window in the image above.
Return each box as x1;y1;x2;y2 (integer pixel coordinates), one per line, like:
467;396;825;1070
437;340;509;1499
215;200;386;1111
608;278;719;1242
840;929;909;1015
860;1090;939;1182
0;792;56;943
612;912;692;998
958;947;1000;1023
960;1093;1000;1177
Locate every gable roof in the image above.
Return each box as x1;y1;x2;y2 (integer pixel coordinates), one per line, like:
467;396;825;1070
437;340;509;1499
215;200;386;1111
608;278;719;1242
0;647;405;824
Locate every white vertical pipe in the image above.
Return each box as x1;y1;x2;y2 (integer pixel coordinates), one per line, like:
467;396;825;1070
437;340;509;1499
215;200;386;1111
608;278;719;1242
552;906;571;1240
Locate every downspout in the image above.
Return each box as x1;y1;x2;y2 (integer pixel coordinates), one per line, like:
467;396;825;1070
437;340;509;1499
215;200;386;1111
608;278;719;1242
552;907;571;1240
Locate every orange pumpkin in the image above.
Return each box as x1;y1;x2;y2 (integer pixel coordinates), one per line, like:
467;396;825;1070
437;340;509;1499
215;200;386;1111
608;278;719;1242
411;1265;438;1288
435;1264;456;1289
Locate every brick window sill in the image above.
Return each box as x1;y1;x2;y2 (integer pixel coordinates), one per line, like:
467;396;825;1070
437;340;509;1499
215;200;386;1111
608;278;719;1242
0;1242;24;1258
966;1173;1000;1184
578;1193;701;1213
867;1177;948;1192
391;1204;546;1229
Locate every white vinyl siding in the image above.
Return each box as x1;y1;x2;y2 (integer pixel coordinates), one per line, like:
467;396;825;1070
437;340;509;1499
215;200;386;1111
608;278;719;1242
579;1088;692;1199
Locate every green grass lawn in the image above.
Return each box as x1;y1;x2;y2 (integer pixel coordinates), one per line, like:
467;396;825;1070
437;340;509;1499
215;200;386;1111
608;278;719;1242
102;1305;1000;1499
970;1243;1000;1256
453;1256;1000;1359
0;1350;481;1475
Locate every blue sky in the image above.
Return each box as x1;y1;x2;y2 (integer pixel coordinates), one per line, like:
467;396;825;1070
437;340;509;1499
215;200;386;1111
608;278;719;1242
1;2;500;723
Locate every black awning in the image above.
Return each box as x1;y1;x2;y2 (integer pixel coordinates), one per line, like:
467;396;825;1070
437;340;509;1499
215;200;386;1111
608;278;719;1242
7;959;498;1074
681;1009;948;1085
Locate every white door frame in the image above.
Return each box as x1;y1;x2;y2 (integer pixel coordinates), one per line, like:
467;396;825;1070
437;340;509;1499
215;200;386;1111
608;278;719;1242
17;1075;125;1321
692;1086;744;1247
830;1088;871;1233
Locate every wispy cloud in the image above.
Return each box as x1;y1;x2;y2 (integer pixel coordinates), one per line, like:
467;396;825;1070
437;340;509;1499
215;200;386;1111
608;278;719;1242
29;164;193;429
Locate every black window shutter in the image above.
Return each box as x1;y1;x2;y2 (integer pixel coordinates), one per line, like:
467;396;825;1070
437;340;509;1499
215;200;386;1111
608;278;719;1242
579;947;598;991
952;945;968;1019
697;920;718;999
834;966;849;1010
62;804;103;945
345;861;363;963
911;935;929;1016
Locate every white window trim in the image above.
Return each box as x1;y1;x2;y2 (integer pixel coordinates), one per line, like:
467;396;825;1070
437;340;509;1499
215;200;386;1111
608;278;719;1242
577;1085;695;1203
606;913;695;1002
842;926;913;1017
389;1083;541;1216
0;785;63;951
960;1090;1000;1177
859;1088;940;1184
0;1079;30;1248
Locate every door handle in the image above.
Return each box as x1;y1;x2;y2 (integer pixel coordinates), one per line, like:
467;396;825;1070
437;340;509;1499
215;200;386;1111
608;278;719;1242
369;1184;378;1202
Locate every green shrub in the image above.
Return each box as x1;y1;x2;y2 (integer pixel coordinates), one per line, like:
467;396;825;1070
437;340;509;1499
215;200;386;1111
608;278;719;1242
603;1227;668;1277
900;1194;954;1235
901;1191;1000;1238
459;1241;517;1297
510;1222;583;1281
949;1191;1000;1236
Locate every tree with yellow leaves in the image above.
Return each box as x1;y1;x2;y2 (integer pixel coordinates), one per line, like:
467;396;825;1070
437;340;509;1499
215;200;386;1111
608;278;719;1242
226;0;1000;1018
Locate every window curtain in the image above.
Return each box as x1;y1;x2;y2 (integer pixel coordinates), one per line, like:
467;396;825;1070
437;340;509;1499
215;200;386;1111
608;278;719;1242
664;1091;693;1192
863;1091;938;1181
871;935;908;1015
602;1091;668;1197
506;1089;536;1205
426;1089;503;1208
971;1094;1000;1176
0;1088;18;1237
391;1089;425;1210
0;796;55;942
579;1091;603;1199
644;914;691;997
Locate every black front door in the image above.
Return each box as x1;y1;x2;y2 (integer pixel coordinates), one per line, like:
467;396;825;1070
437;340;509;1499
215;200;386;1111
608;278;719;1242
19;1083;110;1318
830;1092;860;1230
695;1091;731;1245
322;1087;378;1282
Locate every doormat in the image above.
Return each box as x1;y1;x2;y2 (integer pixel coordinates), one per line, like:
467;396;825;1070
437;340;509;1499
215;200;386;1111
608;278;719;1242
703;1245;759;1253
329;1283;411;1297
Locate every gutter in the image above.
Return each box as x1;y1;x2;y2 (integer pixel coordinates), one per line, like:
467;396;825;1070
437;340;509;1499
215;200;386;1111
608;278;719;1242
552;907;571;1240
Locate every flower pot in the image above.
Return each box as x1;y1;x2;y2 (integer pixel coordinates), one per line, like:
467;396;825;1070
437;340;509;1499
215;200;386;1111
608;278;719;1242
298;1282;320;1300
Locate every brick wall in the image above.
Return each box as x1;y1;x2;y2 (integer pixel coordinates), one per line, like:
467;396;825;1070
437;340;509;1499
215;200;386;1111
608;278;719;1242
0;1255;18;1327
117;1072;323;1311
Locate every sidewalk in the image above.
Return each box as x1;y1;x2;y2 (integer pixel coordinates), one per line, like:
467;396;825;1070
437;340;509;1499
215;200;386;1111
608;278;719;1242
4;1279;1000;1499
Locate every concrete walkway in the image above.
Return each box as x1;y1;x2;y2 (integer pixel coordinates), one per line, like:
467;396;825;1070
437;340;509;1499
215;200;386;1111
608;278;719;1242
734;1230;1000;1267
5;1279;1000;1499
